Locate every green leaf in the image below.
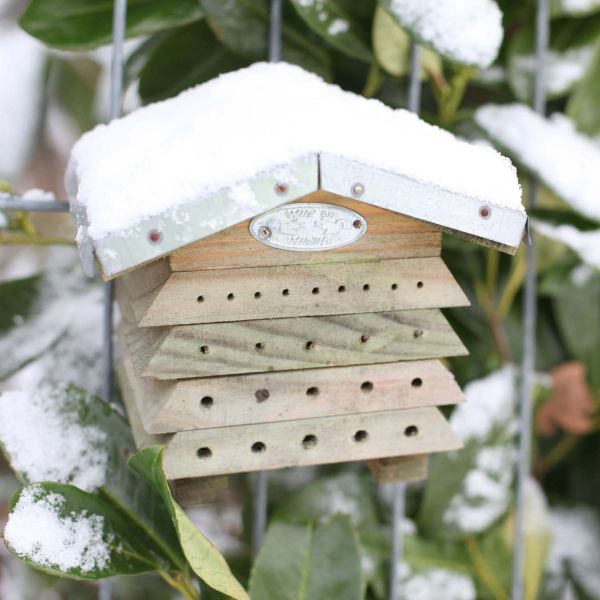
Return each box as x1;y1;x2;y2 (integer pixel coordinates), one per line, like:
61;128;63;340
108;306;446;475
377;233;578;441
0;274;40;335
273;471;379;527
0;384;186;574
5;482;158;579
199;0;332;78
372;6;440;77
290;0;373;63
567;40;600;136
137;20;246;104
248;516;363;600
128;446;249;600
529;208;600;230
20;0;204;50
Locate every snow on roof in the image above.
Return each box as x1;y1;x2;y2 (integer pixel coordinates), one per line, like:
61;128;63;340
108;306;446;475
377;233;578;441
476;105;600;222
70;63;522;237
0;384;108;492
4;484;111;574
385;0;503;68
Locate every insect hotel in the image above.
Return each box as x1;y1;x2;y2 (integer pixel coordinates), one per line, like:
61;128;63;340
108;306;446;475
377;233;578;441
66;63;526;491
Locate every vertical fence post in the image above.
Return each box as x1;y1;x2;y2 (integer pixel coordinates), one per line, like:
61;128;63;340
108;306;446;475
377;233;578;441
99;1;127;599
511;1;548;599
251;0;283;558
388;42;421;600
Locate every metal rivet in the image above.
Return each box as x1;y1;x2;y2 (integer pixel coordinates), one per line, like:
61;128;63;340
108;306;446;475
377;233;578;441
353;219;362;229
275;182;288;195
351;183;365;198
479;205;491;219
258;225;271;239
148;229;162;243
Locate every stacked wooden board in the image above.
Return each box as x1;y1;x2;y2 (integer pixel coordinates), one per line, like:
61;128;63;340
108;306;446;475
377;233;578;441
116;191;468;485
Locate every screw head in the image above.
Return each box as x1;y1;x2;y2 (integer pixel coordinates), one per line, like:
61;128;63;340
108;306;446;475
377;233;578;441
353;219;362;229
351;183;365;198
258;225;271;239
479;205;491;219
148;229;162;243
275;182;288;195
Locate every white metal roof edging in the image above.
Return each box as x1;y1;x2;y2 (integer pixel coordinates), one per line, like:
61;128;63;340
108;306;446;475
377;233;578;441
319;153;527;253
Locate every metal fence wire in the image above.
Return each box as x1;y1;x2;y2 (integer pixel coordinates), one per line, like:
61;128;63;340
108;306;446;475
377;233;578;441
0;2;550;599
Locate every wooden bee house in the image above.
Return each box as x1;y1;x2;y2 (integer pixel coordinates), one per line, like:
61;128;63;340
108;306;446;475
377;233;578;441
66;63;526;488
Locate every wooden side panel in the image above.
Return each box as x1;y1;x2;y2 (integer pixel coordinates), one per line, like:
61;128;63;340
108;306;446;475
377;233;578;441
172;476;229;506
168;192;442;272
118;354;463;434
162;407;462;479
367;455;428;484
127;309;468;380
129;257;469;327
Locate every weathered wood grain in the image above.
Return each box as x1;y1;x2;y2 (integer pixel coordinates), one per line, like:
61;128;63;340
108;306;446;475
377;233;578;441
122;257;469;327
118;353;464;434
367;455;428;484
160;406;462;479
168;192;442;272
126;309;468;380
172;476;229;506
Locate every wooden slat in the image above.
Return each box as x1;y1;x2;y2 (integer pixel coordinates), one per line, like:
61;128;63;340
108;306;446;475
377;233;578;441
168;192;442;272
122;257;469;327
161;407;462;479
118;352;464;434
172;476;229;506
367;455;428;484
125;309;468;380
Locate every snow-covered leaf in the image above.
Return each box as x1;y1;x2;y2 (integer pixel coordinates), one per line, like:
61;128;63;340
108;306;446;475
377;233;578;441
273;471;378;527
378;0;503;68
128;445;249;600
551;0;600;17
372;6;441;78
4;483;156;579
418;367;516;540
248;516;362;600
20;0;204;50
476;104;600;222
567;40;600;137
290;0;373;63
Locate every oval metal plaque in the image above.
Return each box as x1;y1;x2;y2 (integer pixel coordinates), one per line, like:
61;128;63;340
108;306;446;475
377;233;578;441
249;203;367;252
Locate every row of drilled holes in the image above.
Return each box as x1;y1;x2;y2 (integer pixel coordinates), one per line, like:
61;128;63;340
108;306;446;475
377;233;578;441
196;281;425;303
199;377;423;408
196;425;419;459
199;329;424;356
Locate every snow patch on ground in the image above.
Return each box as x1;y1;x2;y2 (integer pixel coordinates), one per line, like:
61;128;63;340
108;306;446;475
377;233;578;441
388;0;503;68
0;384;108;492
70;62;522;241
476;105;600;221
3;485;111;573
534;221;600;270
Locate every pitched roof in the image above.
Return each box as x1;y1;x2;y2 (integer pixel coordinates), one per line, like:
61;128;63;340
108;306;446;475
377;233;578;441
66;62;526;277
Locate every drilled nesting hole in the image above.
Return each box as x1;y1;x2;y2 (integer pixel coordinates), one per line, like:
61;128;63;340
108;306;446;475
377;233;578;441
391;283;398;290
196;447;212;459
361;381;373;392
302;434;318;449
417;281;424;288
312;287;320;295
306;386;319;397
251;441;266;453
255;342;265;351
411;377;423;388
200;345;210;355
197;295;205;303
353;430;369;443
405;425;419;437
282;288;290;296
227;293;235;301
338;285;346;293
255;389;270;403
200;396;213;408
254;291;262;299
360;334;369;343
363;284;370;291
305;341;315;351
